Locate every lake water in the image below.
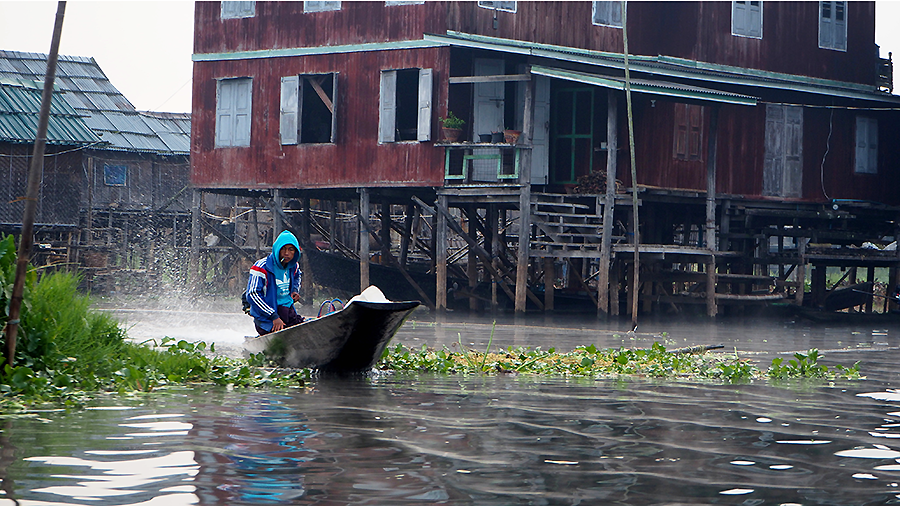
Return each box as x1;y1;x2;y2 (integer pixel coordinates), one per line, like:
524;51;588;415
3;300;900;505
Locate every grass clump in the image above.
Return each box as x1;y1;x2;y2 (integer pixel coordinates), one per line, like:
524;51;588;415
378;341;862;383
0;234;309;412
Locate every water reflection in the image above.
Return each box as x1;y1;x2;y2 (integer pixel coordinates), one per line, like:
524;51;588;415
5;310;900;504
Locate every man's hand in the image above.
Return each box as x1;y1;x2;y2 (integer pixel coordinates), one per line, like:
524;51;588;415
272;317;285;332
291;292;301;302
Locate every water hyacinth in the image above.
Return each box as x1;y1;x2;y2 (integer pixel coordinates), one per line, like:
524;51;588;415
377;341;862;383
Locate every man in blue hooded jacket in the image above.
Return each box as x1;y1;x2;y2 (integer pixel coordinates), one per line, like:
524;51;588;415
246;230;304;335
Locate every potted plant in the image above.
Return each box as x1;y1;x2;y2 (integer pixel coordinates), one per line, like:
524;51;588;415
439;112;465;142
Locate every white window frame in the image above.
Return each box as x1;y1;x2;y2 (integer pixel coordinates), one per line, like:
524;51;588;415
819;1;847;52
592;1;623;28
221;1;255;19
215;77;252;148
732;1;762;39
477;1;517;13
280;73;339;145
378;68;433;143
385;0;424;5
304;1;341;13
855;116;878;174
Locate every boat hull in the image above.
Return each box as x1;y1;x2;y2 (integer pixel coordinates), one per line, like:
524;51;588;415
244;299;420;372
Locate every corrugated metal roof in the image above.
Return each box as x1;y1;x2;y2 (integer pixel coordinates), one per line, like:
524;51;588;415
0;80;100;145
426;32;900;105
0;50;190;155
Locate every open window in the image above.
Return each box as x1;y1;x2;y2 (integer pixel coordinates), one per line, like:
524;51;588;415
477;1;516;13
304;1;341;12
216;77;252;148
855;116;878;174
280;73;338;145
379;68;433;143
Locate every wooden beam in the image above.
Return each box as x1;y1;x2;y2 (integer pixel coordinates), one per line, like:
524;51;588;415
359;188;370;291
449;73;530;84
516;74;535;313
705;105;719;317
306;76;334;113
598;89;617;317
436;194;448;312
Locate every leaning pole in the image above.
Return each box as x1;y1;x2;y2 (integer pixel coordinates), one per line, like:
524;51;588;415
4;2;66;367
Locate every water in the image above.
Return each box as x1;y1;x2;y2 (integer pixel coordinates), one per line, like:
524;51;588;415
4;300;900;504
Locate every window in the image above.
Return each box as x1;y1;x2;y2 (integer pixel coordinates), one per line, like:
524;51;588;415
478;1;517;13
379;68;433;143
673;103;704;161
221;1;255;19
763;104;803;198
304;1;341;12
592;1;623;28
855;116;878;174
103;165;127;186
732;1;762;38
216;78;252;148
385;0;424;5
280;73;338;145
819;1;847;51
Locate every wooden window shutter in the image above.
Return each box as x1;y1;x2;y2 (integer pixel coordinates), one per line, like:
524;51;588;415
688;105;703;160
233;79;252;147
856;116;878;174
280;76;300;145
673;103;687;159
330;73;339;143
379;70;397;143
215;80;235;147
417;68;433;142
733;1;748;35
748;1;762;37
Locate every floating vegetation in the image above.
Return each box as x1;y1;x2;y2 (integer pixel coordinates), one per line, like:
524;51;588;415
377;341;862;383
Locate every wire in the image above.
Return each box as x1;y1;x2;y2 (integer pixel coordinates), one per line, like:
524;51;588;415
819;107;833;200
0;141;106;158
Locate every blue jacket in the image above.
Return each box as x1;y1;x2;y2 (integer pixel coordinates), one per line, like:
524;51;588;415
247;231;302;332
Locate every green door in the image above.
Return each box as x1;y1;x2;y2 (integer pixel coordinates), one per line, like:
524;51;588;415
551;86;595;184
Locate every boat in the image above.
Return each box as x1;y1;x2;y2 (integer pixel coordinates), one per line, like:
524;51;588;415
787;304;900;325
243;285;420;372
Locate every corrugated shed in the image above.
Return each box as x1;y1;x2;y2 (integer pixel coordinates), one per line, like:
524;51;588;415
0;50;190;155
0;79;99;145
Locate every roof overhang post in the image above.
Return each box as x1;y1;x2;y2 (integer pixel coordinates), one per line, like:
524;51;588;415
515;68;535;313
705;105;720;318
598;89;618;318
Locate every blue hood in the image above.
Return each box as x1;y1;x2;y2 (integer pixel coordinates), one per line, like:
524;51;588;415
270;230;301;269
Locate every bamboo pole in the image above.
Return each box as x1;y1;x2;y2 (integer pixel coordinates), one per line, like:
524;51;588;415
622;1;640;326
5;1;66;367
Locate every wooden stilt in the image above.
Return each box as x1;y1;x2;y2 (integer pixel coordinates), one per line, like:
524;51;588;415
515;73;535;314
380;200;391;265
190;189;201;286
544;256;554;312
599;90;619;317
436;194;448;312
465;206;479;312
491;205;501;313
359;188;370;292
705;105;719;317
795;238;806;306
301;195;314;304
399;203;416;268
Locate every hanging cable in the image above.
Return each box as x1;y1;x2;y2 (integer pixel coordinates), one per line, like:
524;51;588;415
819;107;834;200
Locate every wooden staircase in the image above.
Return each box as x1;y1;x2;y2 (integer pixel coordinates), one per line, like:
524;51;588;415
529;193;612;257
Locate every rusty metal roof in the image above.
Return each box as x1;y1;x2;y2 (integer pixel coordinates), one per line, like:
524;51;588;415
0;78;100;145
0;50;190;155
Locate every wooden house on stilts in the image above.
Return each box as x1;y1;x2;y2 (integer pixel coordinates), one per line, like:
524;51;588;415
191;1;900;316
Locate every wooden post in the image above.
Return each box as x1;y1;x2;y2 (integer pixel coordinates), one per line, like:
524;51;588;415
598;90;618;317
358;188;370;291
273;189;283;237
329;197;337;254
4;0;66;367
465;206;479;311
544;256;554;311
301;195;313;305
380;200;392;265
515;72;536;313
436;194;449;312
705;106;719;317
795;237;806;306
491;205;501;313
610;257;620;316
400;203;416;268
190;189;201;286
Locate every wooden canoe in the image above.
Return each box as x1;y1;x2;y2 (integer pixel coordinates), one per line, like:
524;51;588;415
243;286;420;372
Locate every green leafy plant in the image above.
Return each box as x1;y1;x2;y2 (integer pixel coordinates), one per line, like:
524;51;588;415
439;111;465;129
